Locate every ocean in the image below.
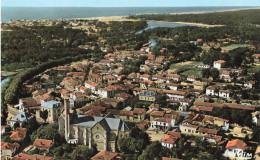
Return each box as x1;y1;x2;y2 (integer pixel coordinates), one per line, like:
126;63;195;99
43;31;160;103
1;6;257;22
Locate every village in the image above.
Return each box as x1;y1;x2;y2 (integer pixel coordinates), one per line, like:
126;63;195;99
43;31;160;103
1;17;260;160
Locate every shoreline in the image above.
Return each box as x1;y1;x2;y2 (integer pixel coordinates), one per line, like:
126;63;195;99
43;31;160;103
75;7;259;26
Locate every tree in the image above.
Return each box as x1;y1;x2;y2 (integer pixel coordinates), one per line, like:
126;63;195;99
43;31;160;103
40;110;48;123
138;141;163;160
70;146;97;160
210;68;220;80
31;124;61;143
13;122;20;129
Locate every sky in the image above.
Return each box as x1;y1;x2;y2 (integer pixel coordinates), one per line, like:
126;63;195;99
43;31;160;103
2;0;260;7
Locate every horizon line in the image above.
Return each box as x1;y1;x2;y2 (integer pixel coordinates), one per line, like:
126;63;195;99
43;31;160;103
2;6;260;8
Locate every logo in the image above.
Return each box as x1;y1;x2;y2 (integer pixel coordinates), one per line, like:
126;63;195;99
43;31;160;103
236;151;253;159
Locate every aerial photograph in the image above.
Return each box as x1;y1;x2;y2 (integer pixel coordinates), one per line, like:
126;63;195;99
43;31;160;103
1;0;260;159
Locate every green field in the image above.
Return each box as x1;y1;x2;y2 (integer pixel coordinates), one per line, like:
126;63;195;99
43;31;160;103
170;61;203;77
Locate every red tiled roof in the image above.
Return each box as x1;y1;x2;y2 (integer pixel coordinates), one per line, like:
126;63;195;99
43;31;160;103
150;111;165;117
85;81;98;87
224;103;255;111
226;139;246;151
164;90;187;96
162;132;181;144
91;150;119;160
133;108;146;114
198;127;218;135
215;60;226;64
1;142;20;151
60;89;69;95
194;102;224;108
33;139;53;148
10;128;27;140
13;153;54;160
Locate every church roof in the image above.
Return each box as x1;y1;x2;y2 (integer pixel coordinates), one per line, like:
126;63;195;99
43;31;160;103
71;115;130;132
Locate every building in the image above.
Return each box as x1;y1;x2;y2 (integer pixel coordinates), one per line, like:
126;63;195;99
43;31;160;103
91;150;122;160
219;90;230;99
10;128;27;141
213;60;226;69
161;132;181;149
33;139;53;151
1;142;20;159
7;112;33;128
139;90;157;102
223;139;247;159
206;86;218;96
12;153;54;160
58;98;131;152
36;100;63;123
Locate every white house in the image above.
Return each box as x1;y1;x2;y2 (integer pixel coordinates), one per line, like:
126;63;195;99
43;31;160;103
187;76;198;82
206;86;218;96
7;112;33;128
85;81;98;94
151;118;178;130
223;139;247;159
161;132;181;149
164;90;187;100
213;60;226;69
244;81;255;89
252;111;260;126
219;90;230;99
166;74;181;82
166;84;178;91
180;98;193;106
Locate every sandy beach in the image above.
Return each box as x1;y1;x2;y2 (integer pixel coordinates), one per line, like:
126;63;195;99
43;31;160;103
76;7;259;27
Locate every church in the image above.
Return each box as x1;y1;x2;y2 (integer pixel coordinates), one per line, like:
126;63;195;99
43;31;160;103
58;98;131;152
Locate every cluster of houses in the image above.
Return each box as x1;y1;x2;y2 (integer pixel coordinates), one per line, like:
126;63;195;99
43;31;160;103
2;28;260;160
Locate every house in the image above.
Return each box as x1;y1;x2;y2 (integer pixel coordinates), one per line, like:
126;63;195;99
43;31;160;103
7;112;33;128
99;59;111;66
206;86;218;96
133;108;146;122
193;81;208;90
88;74;103;84
140;80;154;89
36;100;63;123
252;111;260;126
10;128;27;141
252;54;260;63
13;153;54;160
15;98;41;113
213;117;229;131
60;89;70;98
59;98;131;152
223;139;247;159
213;60;226;69
166;74;181;82
219;90;231;99
139;90;157;102
244;81;255;89
187;75;198;82
164;90;187;100
137;120;150;130
179;124;198;135
103;75;117;84
91;150;122;160
150;111;181;130
140;74;151;81
161;132;181;149
1;126;6;135
149;103;160;111
85;81;99;94
1;142;20;159
166;83;179;91
33;139;53;151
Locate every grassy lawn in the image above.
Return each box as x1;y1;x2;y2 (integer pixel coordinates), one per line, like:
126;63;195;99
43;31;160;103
221;44;249;50
170;61;203;77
